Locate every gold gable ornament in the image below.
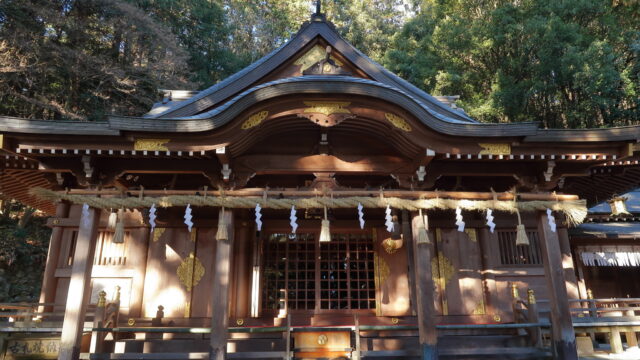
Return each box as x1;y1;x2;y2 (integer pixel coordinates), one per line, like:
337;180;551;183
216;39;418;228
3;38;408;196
478;143;511;156
299;101;354;127
384;113;412;132
134;139;170;151
294;45;344;72
241;111;269;130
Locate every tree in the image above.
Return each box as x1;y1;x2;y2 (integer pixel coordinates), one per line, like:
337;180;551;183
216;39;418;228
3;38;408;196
0;199;51;303
385;0;640;128
0;0;192;120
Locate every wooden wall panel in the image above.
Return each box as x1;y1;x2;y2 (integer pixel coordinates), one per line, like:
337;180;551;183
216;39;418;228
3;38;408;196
434;228;485;316
375;228;411;316
141;228;195;318
190;228;216;318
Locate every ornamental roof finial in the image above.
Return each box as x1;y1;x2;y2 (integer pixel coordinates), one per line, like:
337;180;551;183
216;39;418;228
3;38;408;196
311;0;326;22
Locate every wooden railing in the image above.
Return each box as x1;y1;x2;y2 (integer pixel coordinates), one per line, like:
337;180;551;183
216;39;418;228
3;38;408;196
1;302;70;329
510;284;543;347
569;293;640;354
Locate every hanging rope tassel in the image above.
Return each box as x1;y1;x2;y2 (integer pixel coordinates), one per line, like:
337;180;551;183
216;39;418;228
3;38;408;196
417;209;430;244
113;209;125;244
216;207;228;241
107;209;117;231
319;206;331;242
515;208;530;246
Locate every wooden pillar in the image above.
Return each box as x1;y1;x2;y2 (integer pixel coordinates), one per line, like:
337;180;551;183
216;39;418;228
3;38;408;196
39;201;70;313
129;227;150;318
232;217;252;319
558;227;579;299
411;213;438;360
209;209;235;360
537;212;578;360
59;206;100;360
403;210;418;315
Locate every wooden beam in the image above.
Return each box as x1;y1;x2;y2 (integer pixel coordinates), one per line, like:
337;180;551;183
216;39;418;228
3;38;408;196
63;188;580;201
209;209;235;360
59;206;100;360
537;211;578;360
411;213;438;360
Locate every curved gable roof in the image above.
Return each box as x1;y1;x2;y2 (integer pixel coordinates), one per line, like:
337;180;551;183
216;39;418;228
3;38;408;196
146;18;477;125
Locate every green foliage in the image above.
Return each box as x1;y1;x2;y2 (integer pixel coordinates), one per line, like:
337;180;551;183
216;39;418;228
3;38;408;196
0;202;51;303
385;0;640;128
0;0;192;120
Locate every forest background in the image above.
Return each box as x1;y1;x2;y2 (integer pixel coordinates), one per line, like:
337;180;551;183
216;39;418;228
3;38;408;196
0;0;639;302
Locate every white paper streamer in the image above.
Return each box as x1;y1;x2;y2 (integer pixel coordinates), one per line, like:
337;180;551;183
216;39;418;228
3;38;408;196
81;203;90;228
486;209;495;233
385;205;393;232
290;205;298;234
149;203;157;233
255;203;263;231
455;207;465;232
546;208;557;233
581;251;640;267
184;204;193;232
357;203;365;229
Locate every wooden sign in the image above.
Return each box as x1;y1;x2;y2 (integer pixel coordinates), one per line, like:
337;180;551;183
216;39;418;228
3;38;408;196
4;337;60;359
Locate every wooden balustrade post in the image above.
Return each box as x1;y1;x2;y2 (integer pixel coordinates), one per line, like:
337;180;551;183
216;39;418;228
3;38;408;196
209;209;234;360
537;211;578;360
90;291;107;353
625;309;638;348
411;213;438;360
610;327;624;354
527;289;542;347
59;206;100;360
511;283;520;323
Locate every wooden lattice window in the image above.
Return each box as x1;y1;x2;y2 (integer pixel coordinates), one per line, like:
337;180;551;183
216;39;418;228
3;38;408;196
320;233;375;310
262;233;316;311
261;231;376;312
497;230;543;265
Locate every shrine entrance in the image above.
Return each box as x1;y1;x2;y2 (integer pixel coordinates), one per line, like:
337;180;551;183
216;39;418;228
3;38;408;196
261;230;377;315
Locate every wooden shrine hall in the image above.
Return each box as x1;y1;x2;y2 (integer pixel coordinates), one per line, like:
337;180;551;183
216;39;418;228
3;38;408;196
4;6;640;360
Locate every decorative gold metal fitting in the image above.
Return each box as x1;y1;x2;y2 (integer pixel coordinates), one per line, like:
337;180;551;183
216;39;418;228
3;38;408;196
493;314;502;322
97;290;107;307
527;289;536;304
236;318;244;326
510;284;519;299
391;317;399;324
127;318;136;326
317;334;328;345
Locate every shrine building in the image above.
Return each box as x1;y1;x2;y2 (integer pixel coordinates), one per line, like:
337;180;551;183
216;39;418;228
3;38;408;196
3;7;640;360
